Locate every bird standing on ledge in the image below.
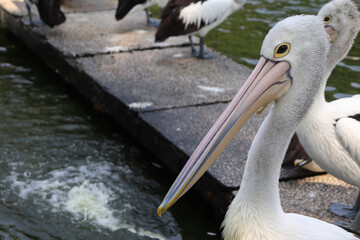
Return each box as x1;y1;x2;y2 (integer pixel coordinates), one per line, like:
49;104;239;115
295;0;360;232
157;15;360;239
25;0;66;28
115;0;168;27
155;0;246;59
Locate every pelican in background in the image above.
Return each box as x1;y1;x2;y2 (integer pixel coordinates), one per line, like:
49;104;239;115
115;0;168;27
25;0;66;28
294;0;360;231
155;0;246;59
157;15;359;239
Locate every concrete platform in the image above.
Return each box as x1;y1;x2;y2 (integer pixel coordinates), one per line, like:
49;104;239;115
33;10;195;57
0;0;358;229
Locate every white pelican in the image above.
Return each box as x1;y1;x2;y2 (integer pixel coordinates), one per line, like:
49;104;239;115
115;0;168;27
155;0;246;59
157;15;360;239
25;0;66;27
295;0;360;231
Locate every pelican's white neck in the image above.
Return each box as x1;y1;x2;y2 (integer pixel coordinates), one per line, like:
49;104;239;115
304;45;338;110
238;107;289;210
312;26;359;106
222;106;294;239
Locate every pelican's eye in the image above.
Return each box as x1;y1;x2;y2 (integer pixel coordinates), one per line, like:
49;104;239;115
274;43;290;58
324;15;332;24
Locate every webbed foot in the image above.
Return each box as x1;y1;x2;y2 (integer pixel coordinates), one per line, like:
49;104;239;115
330;203;358;218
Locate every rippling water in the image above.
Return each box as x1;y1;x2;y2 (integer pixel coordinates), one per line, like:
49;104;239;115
0;26;218;239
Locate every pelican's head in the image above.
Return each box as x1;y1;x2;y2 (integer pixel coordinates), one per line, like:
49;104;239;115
157;15;329;216
259;15;329;120
318;0;360;63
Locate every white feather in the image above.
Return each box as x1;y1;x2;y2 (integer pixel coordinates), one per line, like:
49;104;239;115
180;2;204;28
296;0;360;188
179;0;243;30
336;117;360;166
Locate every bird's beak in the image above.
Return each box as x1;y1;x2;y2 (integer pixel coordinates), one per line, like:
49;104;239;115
325;26;338;43
157;56;292;216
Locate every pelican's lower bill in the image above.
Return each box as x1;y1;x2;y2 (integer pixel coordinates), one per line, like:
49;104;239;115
157;56;292;216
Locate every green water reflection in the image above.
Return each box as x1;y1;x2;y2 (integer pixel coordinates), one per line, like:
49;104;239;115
205;0;360;101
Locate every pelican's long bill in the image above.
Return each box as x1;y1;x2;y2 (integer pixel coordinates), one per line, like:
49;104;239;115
157;56;292;216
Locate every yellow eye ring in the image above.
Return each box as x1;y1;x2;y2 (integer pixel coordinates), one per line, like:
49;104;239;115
274;43;290;58
324;15;332;24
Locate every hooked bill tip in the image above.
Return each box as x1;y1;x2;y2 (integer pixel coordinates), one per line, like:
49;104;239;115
157;204;164;217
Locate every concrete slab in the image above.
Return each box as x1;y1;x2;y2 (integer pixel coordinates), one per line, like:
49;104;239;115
280;174;358;225
140;102;317;188
140;103;269;188
31;10;194;57
77;47;252;111
61;0;117;13
0;1;192;57
0;0;28;17
0;0;118;17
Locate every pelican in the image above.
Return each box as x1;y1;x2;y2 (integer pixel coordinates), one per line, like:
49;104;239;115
155;0;246;59
25;0;66;28
115;0;168;27
157;15;360;239
294;0;360;231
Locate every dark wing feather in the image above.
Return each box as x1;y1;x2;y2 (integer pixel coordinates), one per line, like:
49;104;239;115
155;0;207;42
115;0;147;20
349;114;360;122
37;0;66;28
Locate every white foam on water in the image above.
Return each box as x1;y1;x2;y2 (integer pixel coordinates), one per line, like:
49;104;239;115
4;161;167;239
65;181;166;239
119;223;167;240
65;180;119;231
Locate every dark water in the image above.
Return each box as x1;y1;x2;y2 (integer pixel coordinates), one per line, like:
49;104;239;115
0;26;218;239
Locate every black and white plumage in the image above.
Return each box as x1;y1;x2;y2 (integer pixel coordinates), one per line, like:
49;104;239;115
155;0;246;59
294;0;360;231
25;0;66;28
115;0;168;27
157;15;360;239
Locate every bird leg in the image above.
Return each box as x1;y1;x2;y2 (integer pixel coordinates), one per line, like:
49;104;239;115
189;36;209;55
350;211;360;232
145;9;160;27
333;210;360;233
188;36;197;54
330;191;360;218
24;0;34;26
192;37;215;59
24;0;43;27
